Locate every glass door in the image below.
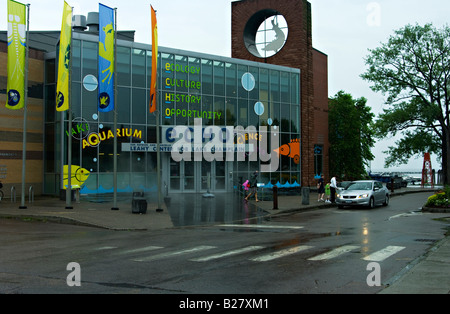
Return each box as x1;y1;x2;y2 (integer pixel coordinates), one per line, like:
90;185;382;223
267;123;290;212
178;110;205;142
184;161;197;192
168;160;230;193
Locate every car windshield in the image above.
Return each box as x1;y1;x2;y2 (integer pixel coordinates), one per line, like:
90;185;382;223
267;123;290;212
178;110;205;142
346;182;372;191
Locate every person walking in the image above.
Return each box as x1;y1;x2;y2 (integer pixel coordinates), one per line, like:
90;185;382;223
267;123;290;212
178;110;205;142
317;174;325;201
330;176;337;203
245;171;259;202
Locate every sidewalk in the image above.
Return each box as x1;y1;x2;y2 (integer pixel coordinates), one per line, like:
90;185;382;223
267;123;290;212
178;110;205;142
0;197;173;231
0;186;448;294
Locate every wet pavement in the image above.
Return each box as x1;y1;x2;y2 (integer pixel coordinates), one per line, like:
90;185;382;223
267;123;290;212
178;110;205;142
0;190;274;230
165;192;266;227
0;187;449;293
0;187;445;230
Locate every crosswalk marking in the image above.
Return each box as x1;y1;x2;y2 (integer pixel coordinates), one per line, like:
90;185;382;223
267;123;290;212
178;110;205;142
133;245;216;262
308;245;360;261
190;246;264;262
362;246;406;262
96;243;406;264
116;246;163;255
217;224;304;230
250;245;313;262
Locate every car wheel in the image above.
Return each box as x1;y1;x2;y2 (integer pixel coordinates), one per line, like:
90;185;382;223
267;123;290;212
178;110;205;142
383;195;389;206
368;197;375;209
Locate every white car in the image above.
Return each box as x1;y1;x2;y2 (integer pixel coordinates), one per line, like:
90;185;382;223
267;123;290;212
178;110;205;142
336;180;390;209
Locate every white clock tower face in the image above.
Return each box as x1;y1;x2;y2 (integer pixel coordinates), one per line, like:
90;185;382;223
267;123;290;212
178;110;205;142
255;15;289;58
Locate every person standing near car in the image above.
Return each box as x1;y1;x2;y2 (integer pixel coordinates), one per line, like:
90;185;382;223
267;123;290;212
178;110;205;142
330;176;337;203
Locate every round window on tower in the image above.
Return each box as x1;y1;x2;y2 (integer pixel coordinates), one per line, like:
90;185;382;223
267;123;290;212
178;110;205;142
243;10;289;59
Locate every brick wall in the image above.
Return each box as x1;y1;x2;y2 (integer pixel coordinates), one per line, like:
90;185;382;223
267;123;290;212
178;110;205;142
313;48;329;182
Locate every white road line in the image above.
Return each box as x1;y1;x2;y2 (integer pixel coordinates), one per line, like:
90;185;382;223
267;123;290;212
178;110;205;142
116;246;163;255
94;246;118;251
363;246;406;262
308;245;360;261
250;245;313;262
218;224;304;230
190;246;264;262
133;246;216;262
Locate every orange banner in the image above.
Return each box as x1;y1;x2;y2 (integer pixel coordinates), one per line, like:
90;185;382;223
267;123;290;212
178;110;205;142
149;6;158;113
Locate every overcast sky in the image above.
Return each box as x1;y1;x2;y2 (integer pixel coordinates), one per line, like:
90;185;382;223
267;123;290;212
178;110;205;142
2;0;448;172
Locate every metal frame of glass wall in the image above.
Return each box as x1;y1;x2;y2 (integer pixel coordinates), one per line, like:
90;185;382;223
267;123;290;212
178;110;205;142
43;31;301;195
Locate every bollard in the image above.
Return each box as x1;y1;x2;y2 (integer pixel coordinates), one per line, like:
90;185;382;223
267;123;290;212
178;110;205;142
273;186;278;210
302;187;310;205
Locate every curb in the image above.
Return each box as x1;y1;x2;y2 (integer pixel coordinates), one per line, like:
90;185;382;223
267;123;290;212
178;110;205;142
422;206;450;213
259;188;440;217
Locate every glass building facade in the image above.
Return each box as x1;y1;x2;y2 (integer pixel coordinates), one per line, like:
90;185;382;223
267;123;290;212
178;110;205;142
43;31;301;195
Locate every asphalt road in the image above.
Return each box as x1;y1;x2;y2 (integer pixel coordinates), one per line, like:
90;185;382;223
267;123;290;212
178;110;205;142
0;191;448;296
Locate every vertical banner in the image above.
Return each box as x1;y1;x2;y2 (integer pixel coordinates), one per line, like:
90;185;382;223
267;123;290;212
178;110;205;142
149;5;158;113
6;0;26;110
56;1;72;112
98;3;115;113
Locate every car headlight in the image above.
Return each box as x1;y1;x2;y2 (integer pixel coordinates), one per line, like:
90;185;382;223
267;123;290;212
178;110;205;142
358;194;369;199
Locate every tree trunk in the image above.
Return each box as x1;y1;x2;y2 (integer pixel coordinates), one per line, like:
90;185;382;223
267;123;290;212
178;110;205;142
442;127;450;186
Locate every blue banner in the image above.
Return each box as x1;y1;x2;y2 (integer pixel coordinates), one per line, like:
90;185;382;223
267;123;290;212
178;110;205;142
98;3;115;113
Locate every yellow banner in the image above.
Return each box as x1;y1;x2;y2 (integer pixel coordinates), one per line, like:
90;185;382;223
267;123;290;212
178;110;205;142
6;0;26;110
56;1;72;112
149;5;158;113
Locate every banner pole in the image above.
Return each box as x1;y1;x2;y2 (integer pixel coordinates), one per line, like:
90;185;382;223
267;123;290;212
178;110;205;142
154;8;162;212
19;3;30;209
65;6;73;209
112;7;119;210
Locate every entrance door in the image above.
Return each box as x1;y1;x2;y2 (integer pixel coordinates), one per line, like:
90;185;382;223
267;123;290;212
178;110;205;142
184;161;212;192
167;159;230;193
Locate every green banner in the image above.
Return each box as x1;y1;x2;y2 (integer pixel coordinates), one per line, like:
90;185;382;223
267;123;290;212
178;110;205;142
6;0;26;110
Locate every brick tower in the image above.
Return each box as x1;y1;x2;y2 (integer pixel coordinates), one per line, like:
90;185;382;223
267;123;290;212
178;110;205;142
231;0;328;187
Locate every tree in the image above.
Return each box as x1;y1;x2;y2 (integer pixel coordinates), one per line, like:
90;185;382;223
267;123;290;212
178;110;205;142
329;91;375;180
361;23;450;185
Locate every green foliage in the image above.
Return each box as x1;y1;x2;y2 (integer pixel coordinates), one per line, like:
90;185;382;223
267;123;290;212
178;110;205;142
329;91;375;180
361;23;450;184
426;186;450;208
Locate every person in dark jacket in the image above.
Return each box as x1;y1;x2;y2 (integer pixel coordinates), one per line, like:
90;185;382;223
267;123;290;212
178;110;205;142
317;174;325;201
245;171;259;202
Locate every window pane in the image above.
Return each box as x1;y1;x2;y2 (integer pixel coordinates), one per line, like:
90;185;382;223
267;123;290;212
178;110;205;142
188;57;201;101
214;61;225;96
202;59;213;95
132;88;147;125
214;96;225;125
238;99;248;127
291;73;300;104
72;40;81;82
82;41;97;77
270;70;280;102
225;63;237;98
248;66;259;100
117;46;131;86
117;87;131;123
259;68;269;101
281;103;290;132
175;55;189;93
280;72;289;102
132;49;146;88
237;65;249;98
